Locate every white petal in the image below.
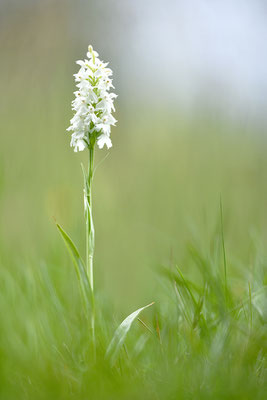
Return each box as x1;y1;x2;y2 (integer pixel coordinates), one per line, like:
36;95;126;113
97;134;112;149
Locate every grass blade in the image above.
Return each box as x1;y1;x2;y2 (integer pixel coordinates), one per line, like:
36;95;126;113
220;197;227;299
106;302;154;366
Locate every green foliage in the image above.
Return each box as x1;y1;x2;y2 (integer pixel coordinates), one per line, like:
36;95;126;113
0;235;266;399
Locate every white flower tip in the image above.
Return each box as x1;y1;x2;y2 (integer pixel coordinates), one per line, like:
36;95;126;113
105;139;112;149
87;45;99;59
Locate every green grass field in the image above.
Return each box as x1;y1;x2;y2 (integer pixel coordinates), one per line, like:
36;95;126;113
0;62;267;399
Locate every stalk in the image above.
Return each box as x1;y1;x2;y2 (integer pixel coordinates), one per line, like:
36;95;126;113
85;144;96;356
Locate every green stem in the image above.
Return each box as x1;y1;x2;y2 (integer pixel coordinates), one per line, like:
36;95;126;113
86;144;96;357
87;146;95;286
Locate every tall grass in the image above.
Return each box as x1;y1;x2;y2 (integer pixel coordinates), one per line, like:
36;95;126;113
0;225;266;399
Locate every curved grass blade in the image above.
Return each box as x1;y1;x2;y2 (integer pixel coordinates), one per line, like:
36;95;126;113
106;302;154;366
156;264;202;294
56;223;91;313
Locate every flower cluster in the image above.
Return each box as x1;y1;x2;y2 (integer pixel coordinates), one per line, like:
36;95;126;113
67;45;117;152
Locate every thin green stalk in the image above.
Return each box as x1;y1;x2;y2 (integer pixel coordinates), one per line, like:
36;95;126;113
87;146;95;287
248;282;252;332
220;196;227;301
85;144;96;356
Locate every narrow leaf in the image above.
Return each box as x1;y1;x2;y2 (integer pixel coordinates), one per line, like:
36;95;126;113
106;302;154;365
56;223;91;312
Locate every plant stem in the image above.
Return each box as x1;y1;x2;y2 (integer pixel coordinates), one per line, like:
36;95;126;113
86;144;96;357
87;146;95;286
220;196;227;303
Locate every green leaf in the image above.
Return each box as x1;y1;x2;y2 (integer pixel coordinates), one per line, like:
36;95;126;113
81;162;95;255
106;302;154;366
81;162;89;197
56;223;91;313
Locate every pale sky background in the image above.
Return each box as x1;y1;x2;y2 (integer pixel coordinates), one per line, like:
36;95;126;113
72;0;267;119
1;0;267;119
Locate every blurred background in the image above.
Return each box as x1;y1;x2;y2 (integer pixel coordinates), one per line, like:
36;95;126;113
1;0;267;311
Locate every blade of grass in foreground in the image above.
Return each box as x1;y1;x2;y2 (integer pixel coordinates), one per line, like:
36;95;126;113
106;302;154;366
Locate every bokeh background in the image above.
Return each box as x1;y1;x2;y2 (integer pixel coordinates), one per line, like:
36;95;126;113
1;0;267;311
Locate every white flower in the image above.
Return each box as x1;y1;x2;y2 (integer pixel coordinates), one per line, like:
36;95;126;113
67;45;117;152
